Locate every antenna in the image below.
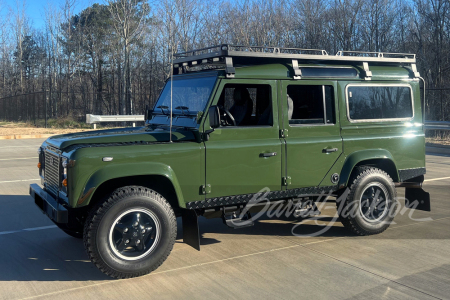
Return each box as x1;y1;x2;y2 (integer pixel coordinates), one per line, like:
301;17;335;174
169;21;173;143
170;48;173;143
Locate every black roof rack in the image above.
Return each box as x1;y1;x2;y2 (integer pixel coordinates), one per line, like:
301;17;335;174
172;44;420;80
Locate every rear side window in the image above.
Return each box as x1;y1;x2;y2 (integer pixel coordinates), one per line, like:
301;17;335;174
347;85;413;121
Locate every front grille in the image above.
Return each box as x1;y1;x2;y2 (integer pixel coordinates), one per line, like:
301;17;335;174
44;150;60;197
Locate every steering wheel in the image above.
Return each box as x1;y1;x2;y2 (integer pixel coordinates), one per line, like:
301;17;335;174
218;106;236;126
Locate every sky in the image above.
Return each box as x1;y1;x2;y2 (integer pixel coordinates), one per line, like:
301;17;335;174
1;0;95;29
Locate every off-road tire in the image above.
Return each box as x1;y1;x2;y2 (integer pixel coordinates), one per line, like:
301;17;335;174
83;186;177;279
337;167;397;235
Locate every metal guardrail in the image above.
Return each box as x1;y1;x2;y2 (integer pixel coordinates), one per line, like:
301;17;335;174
86;114;145;129
85;115;450;131
424;121;450;131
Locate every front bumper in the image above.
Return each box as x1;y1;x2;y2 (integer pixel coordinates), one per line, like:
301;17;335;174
30;183;68;223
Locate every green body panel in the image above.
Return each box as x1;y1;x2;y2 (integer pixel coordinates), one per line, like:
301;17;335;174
48;126;197;149
49;127;205;208
204;79;282;197
279;80;343;188
337;149;397;188
37;63;426;211
337;80;425;180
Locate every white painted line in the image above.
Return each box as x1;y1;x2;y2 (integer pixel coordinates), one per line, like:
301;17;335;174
0;179;40;184
424;176;450;182
23;225;58;232
0;225;57;236
0;157;38;161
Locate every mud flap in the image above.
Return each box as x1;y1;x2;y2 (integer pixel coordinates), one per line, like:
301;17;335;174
182;209;200;251
405;188;431;212
404;175;431;212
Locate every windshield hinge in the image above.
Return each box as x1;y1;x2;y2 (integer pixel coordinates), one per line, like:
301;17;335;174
225;57;235;78
279;129;288;138
201;184;211;195
282;176;291;186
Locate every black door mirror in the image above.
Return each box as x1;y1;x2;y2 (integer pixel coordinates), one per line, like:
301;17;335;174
208;105;220;128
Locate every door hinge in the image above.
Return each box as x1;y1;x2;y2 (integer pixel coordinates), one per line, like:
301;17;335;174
280;129;288;138
201;184;211;195
282;176;291;186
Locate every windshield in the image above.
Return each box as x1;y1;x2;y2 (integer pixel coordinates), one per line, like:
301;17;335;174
149;74;217;127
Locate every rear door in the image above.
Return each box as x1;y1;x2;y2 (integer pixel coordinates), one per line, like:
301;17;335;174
280;80;343;189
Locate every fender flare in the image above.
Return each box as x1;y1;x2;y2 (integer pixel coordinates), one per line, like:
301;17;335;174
338;149;399;188
76;162;185;208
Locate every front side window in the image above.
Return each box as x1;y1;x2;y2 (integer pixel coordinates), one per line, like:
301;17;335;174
217;84;272;126
347;85;413;121
287;85;335;125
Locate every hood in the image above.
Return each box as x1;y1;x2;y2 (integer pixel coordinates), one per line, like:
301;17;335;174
46;126;199;151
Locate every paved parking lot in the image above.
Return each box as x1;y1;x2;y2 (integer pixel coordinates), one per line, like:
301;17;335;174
0;138;449;300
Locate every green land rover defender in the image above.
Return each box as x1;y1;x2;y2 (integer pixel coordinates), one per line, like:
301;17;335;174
30;45;430;278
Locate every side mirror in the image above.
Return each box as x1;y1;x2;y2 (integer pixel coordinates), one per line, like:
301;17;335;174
208;105;220;129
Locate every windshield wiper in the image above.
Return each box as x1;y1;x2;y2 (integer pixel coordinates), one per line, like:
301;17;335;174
175;106;190;115
157;105;170;115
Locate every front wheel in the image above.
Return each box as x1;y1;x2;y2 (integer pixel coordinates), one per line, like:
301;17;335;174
84;186;177;278
337;167;398;235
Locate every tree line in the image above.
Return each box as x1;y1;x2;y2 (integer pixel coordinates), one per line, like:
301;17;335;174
0;0;449;121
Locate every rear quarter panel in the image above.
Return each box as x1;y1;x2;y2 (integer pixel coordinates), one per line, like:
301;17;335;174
338;80;425;181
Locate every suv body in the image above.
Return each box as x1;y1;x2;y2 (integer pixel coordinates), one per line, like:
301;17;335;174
30;45;430;278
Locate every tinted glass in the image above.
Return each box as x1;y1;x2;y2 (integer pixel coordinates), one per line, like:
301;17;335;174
301;67;357;78
287;85;335;125
325;86;335;124
347;86;413;120
217;84;272;126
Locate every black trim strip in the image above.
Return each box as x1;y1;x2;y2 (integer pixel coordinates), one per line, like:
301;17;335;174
186;185;338;209
398;167;426;182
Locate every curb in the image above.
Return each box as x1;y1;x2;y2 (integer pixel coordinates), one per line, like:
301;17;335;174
426;146;450;155
0;134;54;140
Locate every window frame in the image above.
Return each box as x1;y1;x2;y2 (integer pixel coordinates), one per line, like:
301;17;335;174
345;83;415;123
287;84;336;127
216;83;274;128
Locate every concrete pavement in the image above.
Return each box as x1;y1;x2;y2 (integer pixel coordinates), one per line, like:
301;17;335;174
0;138;449;300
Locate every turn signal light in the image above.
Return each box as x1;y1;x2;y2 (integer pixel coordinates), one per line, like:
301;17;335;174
37;162;42;169
62;178;68;187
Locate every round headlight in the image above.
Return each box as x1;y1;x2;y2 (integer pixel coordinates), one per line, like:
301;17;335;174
37;148;42;155
62;159;68;168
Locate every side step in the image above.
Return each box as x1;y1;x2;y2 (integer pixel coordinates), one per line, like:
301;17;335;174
222;207;254;229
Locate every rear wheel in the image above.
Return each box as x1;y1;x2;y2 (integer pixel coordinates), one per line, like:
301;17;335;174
337;167;397;235
84;186;177;278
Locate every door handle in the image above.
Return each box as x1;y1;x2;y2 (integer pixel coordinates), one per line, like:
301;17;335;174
322;148;338;153
260;152;277;157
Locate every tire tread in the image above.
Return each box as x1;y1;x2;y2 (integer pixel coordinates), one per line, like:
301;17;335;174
83;186;177;279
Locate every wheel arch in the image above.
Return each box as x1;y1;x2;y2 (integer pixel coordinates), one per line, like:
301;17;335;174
338;150;399;188
74;162;185;213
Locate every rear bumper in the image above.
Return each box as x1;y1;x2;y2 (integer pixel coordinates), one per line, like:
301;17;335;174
30;183;68;223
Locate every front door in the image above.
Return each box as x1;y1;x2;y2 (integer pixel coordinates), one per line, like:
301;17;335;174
280;80;343;189
204;79;282;198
